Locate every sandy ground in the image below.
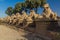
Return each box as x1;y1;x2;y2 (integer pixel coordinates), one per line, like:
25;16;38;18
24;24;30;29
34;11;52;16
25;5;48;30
0;25;28;40
0;24;52;40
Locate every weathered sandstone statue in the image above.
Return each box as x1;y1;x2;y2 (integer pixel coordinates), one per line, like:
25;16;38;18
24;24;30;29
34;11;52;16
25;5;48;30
15;13;23;26
24;16;33;27
29;10;37;19
42;4;57;20
37;14;43;19
22;11;28;19
0;18;5;22
10;14;17;25
4;16;11;23
21;11;33;27
29;10;43;19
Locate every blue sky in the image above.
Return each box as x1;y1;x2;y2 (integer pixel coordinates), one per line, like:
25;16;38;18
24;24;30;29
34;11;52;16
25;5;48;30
0;0;60;18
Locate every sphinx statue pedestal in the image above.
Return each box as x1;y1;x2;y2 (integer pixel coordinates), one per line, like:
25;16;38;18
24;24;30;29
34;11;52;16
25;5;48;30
34;19;59;40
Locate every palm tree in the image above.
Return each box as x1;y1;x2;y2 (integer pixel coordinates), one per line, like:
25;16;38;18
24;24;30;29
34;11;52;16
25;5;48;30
40;0;47;7
25;0;31;9
14;2;22;14
5;7;13;16
5;0;47;16
32;0;46;13
21;3;27;12
25;0;46;13
30;0;41;12
25;0;35;13
34;0;41;13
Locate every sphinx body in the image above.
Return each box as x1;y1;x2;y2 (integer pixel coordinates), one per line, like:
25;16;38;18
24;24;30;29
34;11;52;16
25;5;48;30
29;10;43;19
22;11;28;19
42;4;57;20
15;13;23;26
9;14;17;24
21;11;33;28
4;16;11;23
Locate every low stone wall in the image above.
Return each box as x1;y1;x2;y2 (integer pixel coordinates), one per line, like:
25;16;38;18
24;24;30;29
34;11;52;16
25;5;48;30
35;19;59;36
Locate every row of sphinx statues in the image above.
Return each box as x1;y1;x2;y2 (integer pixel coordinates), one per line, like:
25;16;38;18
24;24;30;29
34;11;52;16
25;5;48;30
0;3;58;27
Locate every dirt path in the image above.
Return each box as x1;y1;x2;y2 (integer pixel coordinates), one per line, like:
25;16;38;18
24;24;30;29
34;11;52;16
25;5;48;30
0;25;27;40
0;24;50;40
